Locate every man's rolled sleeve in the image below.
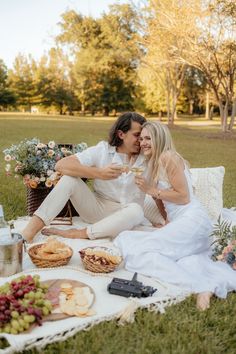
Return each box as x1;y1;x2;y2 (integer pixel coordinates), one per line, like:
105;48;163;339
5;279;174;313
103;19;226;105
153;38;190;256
75;141;107;167
75;146;98;166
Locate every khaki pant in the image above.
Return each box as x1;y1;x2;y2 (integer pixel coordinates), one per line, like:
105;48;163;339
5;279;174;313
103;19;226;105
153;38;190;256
35;176;144;239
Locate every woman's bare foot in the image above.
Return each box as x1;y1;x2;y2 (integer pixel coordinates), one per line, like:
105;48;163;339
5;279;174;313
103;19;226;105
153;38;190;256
196;292;213;311
41;227;62;236
152;223;164;228
41;227;89;239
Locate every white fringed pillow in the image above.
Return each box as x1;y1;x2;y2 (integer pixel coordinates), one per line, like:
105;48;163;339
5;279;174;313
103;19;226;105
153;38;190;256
190;166;225;221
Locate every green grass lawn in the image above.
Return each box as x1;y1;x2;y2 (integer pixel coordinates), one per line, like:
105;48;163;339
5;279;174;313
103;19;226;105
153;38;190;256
0;114;236;354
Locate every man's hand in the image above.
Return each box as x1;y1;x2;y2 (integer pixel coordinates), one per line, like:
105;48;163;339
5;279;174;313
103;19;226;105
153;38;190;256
98;164;123;180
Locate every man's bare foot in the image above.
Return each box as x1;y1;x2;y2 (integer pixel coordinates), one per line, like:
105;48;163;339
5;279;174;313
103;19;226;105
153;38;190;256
22;215;45;243
196;292;213;311
41;227;88;239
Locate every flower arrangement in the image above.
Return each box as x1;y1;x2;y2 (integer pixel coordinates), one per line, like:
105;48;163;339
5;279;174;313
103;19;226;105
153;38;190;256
3;138;87;189
217;242;236;269
211;217;236;269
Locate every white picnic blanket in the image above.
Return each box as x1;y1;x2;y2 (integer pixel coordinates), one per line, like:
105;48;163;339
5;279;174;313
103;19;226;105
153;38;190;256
1;207;236;354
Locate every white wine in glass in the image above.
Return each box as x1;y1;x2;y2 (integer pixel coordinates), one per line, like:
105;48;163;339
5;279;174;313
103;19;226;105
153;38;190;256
130;167;145;176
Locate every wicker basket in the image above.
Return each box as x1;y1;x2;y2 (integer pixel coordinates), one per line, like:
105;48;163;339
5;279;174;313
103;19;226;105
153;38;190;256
26;186;78;218
28;244;73;268
79;247;122;273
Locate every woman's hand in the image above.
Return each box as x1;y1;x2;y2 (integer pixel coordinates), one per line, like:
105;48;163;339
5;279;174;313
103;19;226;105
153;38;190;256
135;176;154;195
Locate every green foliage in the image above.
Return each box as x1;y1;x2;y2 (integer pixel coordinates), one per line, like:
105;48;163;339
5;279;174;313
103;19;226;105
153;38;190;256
8;54;38;109
36;48;78;114
58;4;141;115
211;217;236;259
0;59;16;108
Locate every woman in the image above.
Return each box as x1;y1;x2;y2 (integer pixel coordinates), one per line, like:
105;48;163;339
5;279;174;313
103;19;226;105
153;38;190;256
114;121;236;310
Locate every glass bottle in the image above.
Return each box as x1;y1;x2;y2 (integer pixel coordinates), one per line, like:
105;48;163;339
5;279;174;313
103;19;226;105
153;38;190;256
0;205;12;242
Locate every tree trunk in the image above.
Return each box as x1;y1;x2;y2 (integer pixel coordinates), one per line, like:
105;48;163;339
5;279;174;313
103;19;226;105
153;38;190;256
218;100;224;130
103;106;109;116
189;100;194;115
81;102;85;115
205;91;209;119
166;89;171;124
219;101;229;133
228;98;236;131
170;89;177;124
209;106;214;120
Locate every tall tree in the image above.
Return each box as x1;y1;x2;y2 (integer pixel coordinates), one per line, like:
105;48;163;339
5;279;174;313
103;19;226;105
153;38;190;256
36;48;78;114
8;54;37;110
0;59;16;109
141;0;196;124
138;65;167;115
57;4;141;115
181;67;207;115
174;0;236;132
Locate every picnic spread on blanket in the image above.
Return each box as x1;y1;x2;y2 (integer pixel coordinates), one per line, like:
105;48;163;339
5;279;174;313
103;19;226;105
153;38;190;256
0;216;189;354
1;164;236;353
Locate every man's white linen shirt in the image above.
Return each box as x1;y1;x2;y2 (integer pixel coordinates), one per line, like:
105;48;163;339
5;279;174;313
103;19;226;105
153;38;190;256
75;141;147;206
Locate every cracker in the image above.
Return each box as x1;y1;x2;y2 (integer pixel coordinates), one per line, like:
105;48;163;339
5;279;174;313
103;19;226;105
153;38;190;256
75;294;88;307
75;306;89;315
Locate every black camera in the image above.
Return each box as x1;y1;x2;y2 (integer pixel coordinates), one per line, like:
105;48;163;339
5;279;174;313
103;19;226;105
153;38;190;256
107;272;157;298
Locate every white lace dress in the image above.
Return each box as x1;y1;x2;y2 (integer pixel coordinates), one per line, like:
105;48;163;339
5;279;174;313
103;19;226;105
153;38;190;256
114;169;236;297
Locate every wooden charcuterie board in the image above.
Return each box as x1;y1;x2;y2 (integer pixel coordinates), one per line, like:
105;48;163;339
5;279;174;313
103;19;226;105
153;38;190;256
42;278;95;322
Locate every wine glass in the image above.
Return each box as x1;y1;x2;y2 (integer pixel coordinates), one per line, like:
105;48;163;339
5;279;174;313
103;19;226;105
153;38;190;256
121;154;130;174
112;154;130;174
130;166;145;176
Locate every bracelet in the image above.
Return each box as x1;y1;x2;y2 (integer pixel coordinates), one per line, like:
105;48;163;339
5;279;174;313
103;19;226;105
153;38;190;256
156;189;161;199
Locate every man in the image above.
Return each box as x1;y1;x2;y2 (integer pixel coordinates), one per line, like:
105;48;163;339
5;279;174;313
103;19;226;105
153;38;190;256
22;112;147;242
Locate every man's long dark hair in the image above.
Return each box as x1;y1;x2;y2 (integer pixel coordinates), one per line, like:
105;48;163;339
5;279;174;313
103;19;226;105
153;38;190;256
108;112;146;147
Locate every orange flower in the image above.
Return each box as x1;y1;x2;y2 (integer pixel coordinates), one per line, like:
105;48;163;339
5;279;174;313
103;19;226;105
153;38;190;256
45;179;53;188
29;180;38;189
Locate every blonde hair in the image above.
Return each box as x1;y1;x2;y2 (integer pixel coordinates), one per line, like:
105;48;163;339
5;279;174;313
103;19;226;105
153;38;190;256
142;121;186;183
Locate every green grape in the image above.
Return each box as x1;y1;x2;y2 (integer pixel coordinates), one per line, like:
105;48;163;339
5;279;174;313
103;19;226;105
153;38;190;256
19;319;25;327
40;284;49;292
35;299;44;306
23;322;30;330
22;299;30;306
10;328;18;335
34;292;42;299
29;315;36;323
42;307;49;316
11;311;19;319
3;325;11;334
18;326;24;333
23;315;33;323
44;300;52;310
11;320;20;331
28;291;35;299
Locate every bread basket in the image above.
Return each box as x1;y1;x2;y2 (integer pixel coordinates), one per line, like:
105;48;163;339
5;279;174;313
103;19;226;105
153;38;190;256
79;246;122;273
28;244;73;268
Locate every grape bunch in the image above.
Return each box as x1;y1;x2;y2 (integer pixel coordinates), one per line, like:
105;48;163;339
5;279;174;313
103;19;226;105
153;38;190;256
0;275;53;334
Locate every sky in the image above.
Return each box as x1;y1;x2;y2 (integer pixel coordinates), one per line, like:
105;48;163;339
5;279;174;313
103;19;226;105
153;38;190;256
0;0;131;68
